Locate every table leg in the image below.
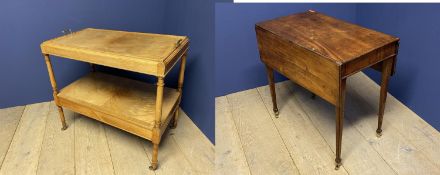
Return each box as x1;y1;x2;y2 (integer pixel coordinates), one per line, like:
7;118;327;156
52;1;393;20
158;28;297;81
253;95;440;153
172;53;187;128
150;77;164;170
89;63;96;72
265;65;279;117
43;54;67;130
335;78;346;170
376;58;393;137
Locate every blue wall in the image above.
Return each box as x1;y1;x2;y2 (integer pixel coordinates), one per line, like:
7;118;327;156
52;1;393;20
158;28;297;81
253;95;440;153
164;0;215;143
357;4;440;131
215;3;357;96
0;0;167;109
215;3;440;131
0;0;214;143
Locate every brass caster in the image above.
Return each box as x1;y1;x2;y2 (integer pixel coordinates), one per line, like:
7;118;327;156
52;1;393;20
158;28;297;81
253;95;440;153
61;125;68;131
170;124;177;129
376;129;382;138
335;158;342;170
376;131;382;138
149;164;158;170
274;109;279;118
335;163;342;170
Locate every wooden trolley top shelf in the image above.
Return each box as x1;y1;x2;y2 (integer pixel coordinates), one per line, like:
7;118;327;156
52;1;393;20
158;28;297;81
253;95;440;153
57;72;180;131
41;28;189;76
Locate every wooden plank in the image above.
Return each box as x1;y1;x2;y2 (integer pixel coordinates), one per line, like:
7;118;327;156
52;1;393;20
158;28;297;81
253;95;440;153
104;125;155;175
0;102;50;175
142;132;193;175
349;72;440;168
74;116;114;175
226;89;300;175
215;97;251;175
170;109;214;174
37;102;75;175
285;81;396;175
343;81;440;174
257;84;349;175
0;106;25;168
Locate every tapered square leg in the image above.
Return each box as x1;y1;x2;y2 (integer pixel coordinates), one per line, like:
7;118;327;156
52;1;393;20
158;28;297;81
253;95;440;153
376;58;393;137
265;65;279;117
335;78;346;170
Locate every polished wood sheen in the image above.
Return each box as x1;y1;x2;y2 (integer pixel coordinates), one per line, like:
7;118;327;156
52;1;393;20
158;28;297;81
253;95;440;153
41;28;189;170
256;10;399;169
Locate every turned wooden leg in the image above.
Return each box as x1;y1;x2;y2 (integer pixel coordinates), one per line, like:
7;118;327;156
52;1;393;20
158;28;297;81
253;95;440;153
90;63;96;72
335;78;346;170
57;106;68;130
150;77;164;170
149;143;159;170
43;54;68;130
265;65;279;117
376;58;393;137
172;53;187;128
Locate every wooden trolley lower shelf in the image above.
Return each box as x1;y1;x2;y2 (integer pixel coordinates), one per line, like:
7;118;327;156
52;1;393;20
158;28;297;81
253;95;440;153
57;72;181;140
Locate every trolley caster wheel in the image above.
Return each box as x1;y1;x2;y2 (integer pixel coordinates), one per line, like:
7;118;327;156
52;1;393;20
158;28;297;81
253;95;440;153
170;124;177;129
274;109;279;118
61;125;68;131
149;164;158;170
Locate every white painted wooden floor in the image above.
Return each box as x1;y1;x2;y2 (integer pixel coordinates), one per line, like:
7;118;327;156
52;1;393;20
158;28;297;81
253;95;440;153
216;72;440;175
0;103;214;175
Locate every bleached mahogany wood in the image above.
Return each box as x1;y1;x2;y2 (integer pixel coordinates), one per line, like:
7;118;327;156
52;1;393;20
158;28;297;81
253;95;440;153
74;116;114;175
344;82;440;174
226;90;300;175
150;77;165;170
170;109;214;174
41;28;189;77
215;97;251;175
42;28;188;169
172;53;187;128
257;85;349;175
285;81;396;175
37;102;76;175
0;102;50;175
350;73;440;168
57;72;180;140
0;106;25;168
104;125;155;175
43;54;67;130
